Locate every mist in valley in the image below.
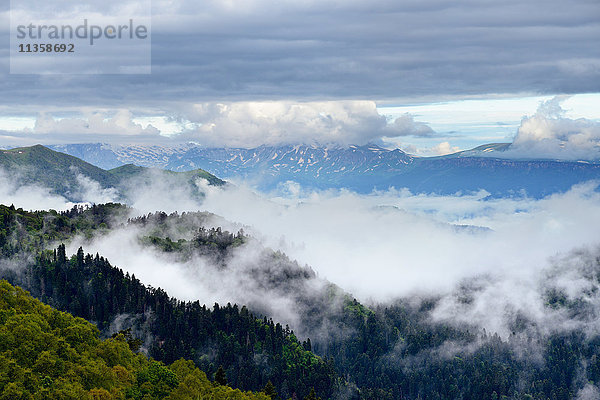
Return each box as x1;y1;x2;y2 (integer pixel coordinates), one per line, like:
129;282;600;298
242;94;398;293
3;164;600;343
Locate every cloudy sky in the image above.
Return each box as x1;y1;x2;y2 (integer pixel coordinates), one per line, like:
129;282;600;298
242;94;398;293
0;0;599;155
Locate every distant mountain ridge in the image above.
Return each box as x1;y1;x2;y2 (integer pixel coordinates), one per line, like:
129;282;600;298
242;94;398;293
436;143;512;158
48;143;600;197
0;145;224;201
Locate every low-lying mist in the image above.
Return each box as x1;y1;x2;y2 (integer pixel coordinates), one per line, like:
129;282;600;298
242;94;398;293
122;176;600;338
65;225;323;331
0;168;79;211
3;166;600;338
202;181;599;293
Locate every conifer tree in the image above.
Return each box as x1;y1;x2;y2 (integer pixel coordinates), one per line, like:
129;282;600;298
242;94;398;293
215;365;228;386
263;381;278;399
304;388;320;400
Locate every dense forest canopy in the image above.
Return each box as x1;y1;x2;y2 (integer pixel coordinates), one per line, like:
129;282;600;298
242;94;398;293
1;202;600;399
0;279;273;400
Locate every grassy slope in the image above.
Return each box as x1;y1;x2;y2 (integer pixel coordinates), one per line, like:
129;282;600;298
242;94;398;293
0;145;118;194
0;145;224;201
109;164;225;186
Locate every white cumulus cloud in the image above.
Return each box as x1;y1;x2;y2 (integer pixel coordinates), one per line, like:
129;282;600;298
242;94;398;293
509;96;600;160
180;101;436;147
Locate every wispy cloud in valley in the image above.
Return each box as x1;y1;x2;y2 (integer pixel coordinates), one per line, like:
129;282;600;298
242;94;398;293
35;170;600;338
2;166;600;339
0;169;76;211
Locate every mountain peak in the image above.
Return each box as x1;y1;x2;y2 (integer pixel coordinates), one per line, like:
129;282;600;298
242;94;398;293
42;142;600;197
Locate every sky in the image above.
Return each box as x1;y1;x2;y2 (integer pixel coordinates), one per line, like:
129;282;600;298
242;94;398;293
0;0;599;155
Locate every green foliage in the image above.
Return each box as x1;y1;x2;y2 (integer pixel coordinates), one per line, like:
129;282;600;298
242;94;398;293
138;227;246;255
0;280;270;400
262;381;277;399
133;361;179;399
0;203;334;399
0;203;127;256
7;200;600;399
304;388;321;400
0;145;119;198
166;359;269;400
343;297;374;320
2;245;335;399
111;329;143;353
0;145;224;203
109;164;225;187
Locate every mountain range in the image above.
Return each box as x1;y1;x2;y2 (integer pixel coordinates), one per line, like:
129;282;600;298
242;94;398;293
47;142;600;197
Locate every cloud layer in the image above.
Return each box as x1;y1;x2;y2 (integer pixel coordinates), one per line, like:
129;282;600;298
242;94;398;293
3;166;600;339
1;102;437;147
4;95;599;159
53;169;600;338
34;111;159;138
0;169;77;211
1;0;599;106
182;101;440;147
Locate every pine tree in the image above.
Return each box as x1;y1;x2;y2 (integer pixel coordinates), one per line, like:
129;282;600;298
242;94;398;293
76;247;84;267
304;388;320;400
263;380;278;399
303;338;312;352
215;365;227;385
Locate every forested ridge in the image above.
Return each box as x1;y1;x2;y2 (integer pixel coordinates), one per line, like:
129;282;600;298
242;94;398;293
15;244;336;398
2;203;600;399
0;279;273;399
0;204;335;399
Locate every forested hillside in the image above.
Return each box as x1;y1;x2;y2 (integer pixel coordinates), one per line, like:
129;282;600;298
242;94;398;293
2;203;600;399
0;279;272;400
0;204;336;399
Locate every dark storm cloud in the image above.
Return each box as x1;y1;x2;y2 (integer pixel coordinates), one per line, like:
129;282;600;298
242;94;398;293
1;0;599;106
